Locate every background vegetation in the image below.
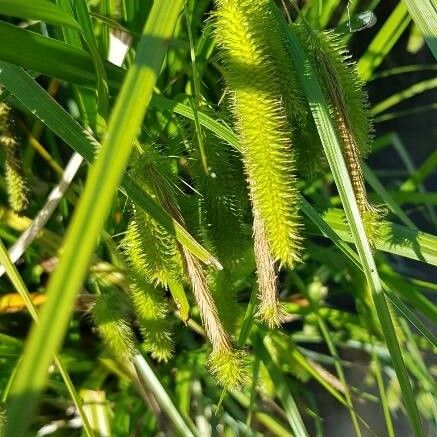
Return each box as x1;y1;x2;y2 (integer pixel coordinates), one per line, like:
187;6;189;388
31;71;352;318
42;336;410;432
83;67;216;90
0;0;436;436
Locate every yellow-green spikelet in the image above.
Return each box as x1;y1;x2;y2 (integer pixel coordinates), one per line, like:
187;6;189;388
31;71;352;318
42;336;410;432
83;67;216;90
93;289;136;359
123;155;184;361
129;272;174;362
125;205;185;287
294;24;383;241
214;0;301;268
0;103;28;215
258;6;325;180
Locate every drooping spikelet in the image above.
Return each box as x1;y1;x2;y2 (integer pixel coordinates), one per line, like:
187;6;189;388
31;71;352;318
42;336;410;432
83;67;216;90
214;0;302;269
0;103;28;214
125;148;245;384
257;4;326;180
93;288;136;359
189;128;248;269
252;208;284;328
183;248;246;388
124;206;185;287
124;155;186;287
130;272;174;362
123;154;183;361
293;24;383;242
0;402;6;435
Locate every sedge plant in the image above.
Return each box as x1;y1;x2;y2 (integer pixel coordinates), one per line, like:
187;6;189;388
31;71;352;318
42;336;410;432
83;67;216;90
0;0;435;436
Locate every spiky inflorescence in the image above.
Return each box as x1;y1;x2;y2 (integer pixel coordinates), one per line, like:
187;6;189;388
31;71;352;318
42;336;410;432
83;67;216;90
124;155;186;287
123;155;184;361
125;149;245;384
183;248;246;388
124;206;185;287
0;103;28;214
294;25;383;242
130;272;174;362
214;0;302;269
252;208;285;328
92;288;136;359
260;5;326;180
0;402;5;435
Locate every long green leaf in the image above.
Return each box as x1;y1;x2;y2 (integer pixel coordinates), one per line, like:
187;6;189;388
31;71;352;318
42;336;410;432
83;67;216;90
320;208;437;267
402;0;437;60
0;63;219;268
277;11;423;436
371;77;437;115
132;354;195;437
357;2;411;81
5;2;184;435
73;0;109;120
362;163;417;229
0;0;80;29
0;21;123;88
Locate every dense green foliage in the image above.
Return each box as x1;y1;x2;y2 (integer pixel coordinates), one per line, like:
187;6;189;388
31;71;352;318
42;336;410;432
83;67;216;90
0;0;436;436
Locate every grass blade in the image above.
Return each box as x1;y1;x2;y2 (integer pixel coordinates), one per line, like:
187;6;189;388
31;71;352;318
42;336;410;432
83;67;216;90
362;163;417;229
150;96;437;267
386;293;437;348
357;2;410;81
402;0;437;60
132;354;195;437
5;2;184;435
73;0;109;120
254;332;309;437
371;77;437;115
0;0;80;29
0;21;123;88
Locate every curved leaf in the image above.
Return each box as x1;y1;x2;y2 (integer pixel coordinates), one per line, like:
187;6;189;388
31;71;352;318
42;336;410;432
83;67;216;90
0;0;80;29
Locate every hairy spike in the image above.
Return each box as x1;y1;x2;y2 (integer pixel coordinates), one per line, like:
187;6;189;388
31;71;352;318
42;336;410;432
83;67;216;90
122;152;183;361
259;4;326;180
214;0;302;268
93;288;136;359
123;154;186;287
124;208;185;287
0;103;28;215
130;273;174;362
183;248;246;388
295;25;384;242
253;208;284;328
125;146;245;383
208;348;248;389
0;402;5;435
183;248;231;352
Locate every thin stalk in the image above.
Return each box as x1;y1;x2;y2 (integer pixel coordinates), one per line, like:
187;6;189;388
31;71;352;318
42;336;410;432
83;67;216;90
184;4;208;174
0;152;83;278
316;311;363;436
132;354;195;437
